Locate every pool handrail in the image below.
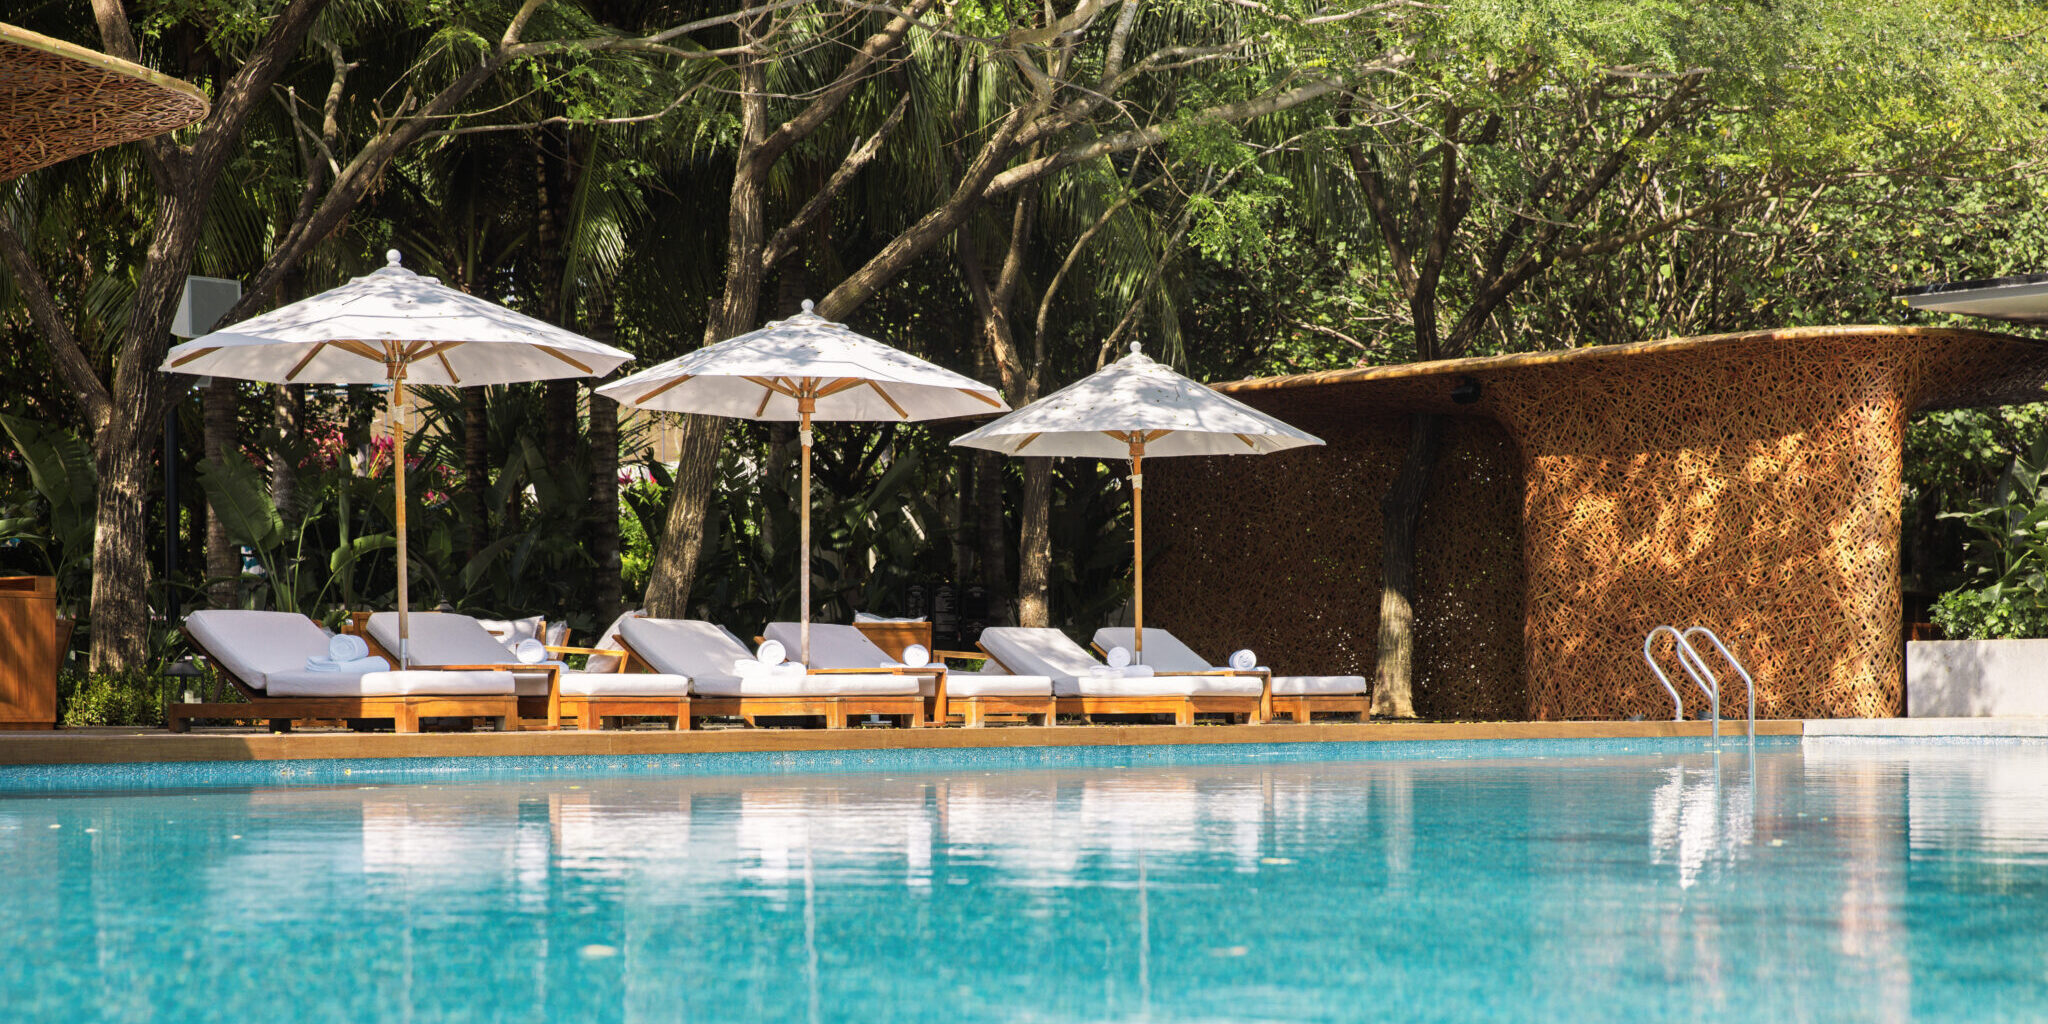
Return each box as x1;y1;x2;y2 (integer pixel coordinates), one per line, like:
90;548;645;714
1682;626;1756;744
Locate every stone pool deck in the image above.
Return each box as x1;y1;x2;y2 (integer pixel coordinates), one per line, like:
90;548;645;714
0;719;1809;766
4;718;2041;767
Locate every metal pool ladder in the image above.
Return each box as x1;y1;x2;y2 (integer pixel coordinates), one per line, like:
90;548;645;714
1641;626;1756;743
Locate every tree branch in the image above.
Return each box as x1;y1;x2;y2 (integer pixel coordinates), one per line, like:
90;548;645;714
761;90;911;269
0;220;113;429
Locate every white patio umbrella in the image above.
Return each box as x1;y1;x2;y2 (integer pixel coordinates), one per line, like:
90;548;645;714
951;341;1322;660
594;299;1008;663
160;250;635;665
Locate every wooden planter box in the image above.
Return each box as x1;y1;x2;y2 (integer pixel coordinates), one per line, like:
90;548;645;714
0;577;58;729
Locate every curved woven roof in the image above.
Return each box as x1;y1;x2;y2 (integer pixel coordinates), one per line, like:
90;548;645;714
0;22;208;183
1221;324;2048;414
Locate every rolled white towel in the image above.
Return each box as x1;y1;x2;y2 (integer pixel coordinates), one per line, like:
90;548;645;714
328;633;369;662
1104;645;1133;669
509;638;548;665
1228;649;1258;672
900;644;931;668
306;655;391;674
756;639;787;666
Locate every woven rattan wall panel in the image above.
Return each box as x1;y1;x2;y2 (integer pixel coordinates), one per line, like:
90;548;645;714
1149;409;1525;719
1486;338;1916;720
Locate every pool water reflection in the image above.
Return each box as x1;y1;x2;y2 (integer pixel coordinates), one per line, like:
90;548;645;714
4;741;2048;1022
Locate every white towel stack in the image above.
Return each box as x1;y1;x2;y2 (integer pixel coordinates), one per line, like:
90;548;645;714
306;634;387;673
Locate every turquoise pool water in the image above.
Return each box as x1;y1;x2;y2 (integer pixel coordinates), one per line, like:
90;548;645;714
3;737;2047;1022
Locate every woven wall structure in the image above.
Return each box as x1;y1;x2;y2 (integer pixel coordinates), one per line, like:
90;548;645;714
0;24;208;183
1157;326;2048;720
1151;414;1525;719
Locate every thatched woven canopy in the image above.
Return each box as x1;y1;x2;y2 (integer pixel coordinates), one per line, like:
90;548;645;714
0;22;208;182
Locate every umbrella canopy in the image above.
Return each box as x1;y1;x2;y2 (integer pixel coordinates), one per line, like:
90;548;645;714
161;251;635;671
952;342;1322;657
0;22;209;183
595;300;1009;662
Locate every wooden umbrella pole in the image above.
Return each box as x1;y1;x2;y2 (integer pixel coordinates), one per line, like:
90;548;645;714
1131;435;1144;662
799;394;815;666
389;359;410;668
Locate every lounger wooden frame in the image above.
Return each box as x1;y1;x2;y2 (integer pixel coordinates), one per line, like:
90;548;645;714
616;635;921;729
1272;695;1371;723
545;643;689;731
981;643;1271;724
931;649;1057;727
349;620;565;729
170;627;519;734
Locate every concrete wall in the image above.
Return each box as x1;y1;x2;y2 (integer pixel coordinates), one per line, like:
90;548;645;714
1908;640;2048;717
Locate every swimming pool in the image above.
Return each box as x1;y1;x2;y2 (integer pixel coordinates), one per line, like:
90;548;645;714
3;737;2045;1022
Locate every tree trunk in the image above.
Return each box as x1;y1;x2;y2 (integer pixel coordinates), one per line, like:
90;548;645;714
643;415;724;618
88;419;160;670
1017;456;1053;626
975;451;1010;625
202;377;238;608
268;384;300;520
644;22;770;616
1372;414;1446;719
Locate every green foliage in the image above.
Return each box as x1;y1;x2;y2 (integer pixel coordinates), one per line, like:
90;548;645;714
0;415;97;612
57;670;166;728
1931;440;2048;640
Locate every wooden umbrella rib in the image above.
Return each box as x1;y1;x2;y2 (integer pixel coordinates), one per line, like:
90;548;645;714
331;339;387;363
283;342;329;382
536;346;594;374
1234;432;1258;449
753;384;775;418
958;387;1004;408
865;380;911;418
1145;429;1173;442
1014;432;1041;452
816;377;869;400
633;373;692;406
169;347;219;368
434;348;461;385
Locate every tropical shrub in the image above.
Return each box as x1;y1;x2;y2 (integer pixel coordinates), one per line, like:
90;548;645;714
1931;442;2048;640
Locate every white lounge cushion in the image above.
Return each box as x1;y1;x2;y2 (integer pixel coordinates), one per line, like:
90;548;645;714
947;673;1052;698
621;619;917;697
979;627;1244;698
367;612;561;694
764;622;941;695
264;669;515;698
185;610;331;693
1091;627;1212;672
690;672;914;697
560;673;691;697
1093;627;1361;695
619;618;753;677
476;615;545;643
1272;675;1367;696
764;622;895;667
1071;673;1263;698
583;610;642;673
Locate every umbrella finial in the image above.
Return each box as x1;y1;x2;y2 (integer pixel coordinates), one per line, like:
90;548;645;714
1130;341;1143;356
386;249;402;267
800;298;815;315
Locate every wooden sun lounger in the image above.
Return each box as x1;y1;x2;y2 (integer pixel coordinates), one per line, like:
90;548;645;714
1088;635;1367;724
978;641;1269;726
348;617;567;729
170;627;519;734
544;643;689;731
930;649;1058;727
615;635;921;729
